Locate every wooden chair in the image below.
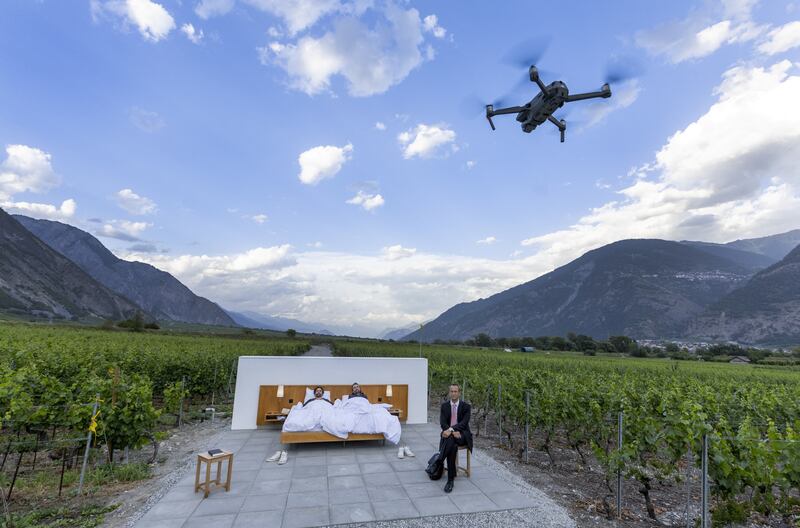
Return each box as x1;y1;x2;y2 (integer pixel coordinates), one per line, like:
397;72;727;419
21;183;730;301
456;445;471;477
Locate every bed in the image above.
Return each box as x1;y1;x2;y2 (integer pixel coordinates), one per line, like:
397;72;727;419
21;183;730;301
256;384;408;445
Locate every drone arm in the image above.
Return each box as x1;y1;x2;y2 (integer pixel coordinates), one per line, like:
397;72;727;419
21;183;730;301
489;106;526;115
565;83;612;102
547;115;566;143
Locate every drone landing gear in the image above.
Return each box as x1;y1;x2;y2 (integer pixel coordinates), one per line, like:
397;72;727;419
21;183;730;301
547;115;566;143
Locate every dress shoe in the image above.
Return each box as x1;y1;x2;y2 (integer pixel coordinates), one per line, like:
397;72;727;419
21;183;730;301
444;480;453;493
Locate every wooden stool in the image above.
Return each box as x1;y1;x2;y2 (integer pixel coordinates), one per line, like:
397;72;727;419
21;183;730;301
194;450;233;498
456;445;471;478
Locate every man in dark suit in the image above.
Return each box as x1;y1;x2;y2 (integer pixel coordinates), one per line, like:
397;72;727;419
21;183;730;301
439;383;472;493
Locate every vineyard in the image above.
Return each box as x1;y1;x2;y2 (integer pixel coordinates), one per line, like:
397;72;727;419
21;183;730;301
333;341;800;526
0;322;309;526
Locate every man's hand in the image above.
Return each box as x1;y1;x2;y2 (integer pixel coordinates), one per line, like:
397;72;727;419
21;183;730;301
453;431;462;439
441;429;451;438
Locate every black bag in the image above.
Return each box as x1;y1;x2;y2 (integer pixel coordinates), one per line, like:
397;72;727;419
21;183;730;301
425;445;445;480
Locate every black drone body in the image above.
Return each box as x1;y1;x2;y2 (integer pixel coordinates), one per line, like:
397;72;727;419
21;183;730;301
486;66;611;142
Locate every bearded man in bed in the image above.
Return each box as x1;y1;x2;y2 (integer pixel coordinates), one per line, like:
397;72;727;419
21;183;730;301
304;386;332;406
349;382;367;400
439;383;472;493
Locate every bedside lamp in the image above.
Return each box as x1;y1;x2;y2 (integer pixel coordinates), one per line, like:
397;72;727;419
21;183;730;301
386;384;393;398
277;384;284;398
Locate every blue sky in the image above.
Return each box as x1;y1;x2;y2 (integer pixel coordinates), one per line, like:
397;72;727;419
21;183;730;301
1;1;799;336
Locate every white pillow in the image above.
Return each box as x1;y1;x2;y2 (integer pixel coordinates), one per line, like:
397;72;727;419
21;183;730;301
304;387;331;402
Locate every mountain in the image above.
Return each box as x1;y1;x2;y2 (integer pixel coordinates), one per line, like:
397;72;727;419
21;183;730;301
14;215;235;327
725;230;800;261
226;310;333;335
379;324;419;341
404;239;761;342
0;208;140;320
687;244;800;345
680;241;777;270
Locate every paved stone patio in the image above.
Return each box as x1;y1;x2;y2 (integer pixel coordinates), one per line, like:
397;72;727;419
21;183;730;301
135;423;541;528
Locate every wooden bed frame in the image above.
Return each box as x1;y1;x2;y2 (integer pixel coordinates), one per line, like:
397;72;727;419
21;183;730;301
256;384;408;445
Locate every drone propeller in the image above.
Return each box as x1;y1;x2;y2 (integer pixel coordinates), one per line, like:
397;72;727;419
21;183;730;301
604;55;644;85
459;94;515;118
502;36;551;70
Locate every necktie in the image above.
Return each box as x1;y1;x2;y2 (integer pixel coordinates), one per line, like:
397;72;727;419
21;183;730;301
450;402;457;426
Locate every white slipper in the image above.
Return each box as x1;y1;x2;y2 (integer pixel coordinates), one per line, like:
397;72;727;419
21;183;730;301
266;450;281;462
403;446;415;457
277;451;288;465
397;447;405;459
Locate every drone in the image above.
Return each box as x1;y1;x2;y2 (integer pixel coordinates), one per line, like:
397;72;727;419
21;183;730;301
486;65;611;143
475;38;640;143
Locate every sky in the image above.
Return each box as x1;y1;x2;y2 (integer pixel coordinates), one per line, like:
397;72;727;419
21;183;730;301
1;0;799;336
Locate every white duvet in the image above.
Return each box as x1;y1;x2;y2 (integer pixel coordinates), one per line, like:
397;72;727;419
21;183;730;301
282;397;402;444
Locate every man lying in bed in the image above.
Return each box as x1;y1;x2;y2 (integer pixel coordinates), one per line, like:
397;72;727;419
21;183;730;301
305;386;333;405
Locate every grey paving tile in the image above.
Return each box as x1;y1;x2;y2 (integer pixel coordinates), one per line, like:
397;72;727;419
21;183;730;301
134;518;186;528
447;479;480;495
363;471;401;486
249;478;291;495
159;485;203;503
183;514;236;528
289;476;327;492
403;482;443;498
355;452;387;462
450;492;503;513
329;486;368;505
470;477;517;494
326;454;357;465
327;463;360;477
330;502;376;524
206;481;252;500
140;499;198;520
485;489;540;509
396;470;432;484
291;464;326;478
412;496;461;516
232;470;259;483
286;490;328;509
367;485;409;502
360;461;392;474
281;505;329;528
328;475;364;490
233;510;284;527
192;496;245;516
371;498;420;521
240;493;288;512
390;460;425;473
256;466;294;481
294;455;326;467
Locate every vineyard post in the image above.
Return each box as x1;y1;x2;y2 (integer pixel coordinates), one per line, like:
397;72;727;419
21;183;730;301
617;411;623;520
701;434;709;528
78;397;99;495
178;376;186;428
463;379;467;401
497;383;503;444
525;391;530;463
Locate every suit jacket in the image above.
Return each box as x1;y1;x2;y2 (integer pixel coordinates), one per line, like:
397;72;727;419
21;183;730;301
440;400;473;451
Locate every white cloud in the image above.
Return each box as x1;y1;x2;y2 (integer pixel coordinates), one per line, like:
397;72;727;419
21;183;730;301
1;199;76;221
575;79;641;130
422;14;446;39
308;241;323;248
129;107;165;132
181;23;204;44
382;245;416;260
96;220;152;242
476;236;497;245
346;191;384;211
297;143;353;185
116;188;157;215
259;3;427;97
251;213;268;224
397;123;456;159
635;0;764;63
91;0;176;42
243;0;348;36
758;20;800;54
521;61;800;272
195;0;235;19
375;121;386;131
465;160;476;170
0;145;60;201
